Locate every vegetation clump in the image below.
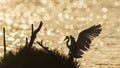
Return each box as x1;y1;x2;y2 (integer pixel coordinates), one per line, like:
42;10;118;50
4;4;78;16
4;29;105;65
0;21;78;68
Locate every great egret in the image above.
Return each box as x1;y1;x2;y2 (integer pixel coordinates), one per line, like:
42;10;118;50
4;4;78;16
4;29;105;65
64;24;102;58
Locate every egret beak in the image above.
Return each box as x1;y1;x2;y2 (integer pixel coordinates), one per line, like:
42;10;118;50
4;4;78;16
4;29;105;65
64;36;69;41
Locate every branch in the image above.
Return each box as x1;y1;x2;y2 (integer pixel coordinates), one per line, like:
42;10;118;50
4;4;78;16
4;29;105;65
37;41;50;54
3;27;6;58
25;37;28;47
31;24;34;35
28;21;43;48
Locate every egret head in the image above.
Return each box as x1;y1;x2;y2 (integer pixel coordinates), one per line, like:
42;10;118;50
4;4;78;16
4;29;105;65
64;36;69;41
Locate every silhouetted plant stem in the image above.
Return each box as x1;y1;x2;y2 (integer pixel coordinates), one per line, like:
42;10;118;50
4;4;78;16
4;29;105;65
28;21;43;48
25;37;28;47
37;41;50;54
31;24;34;35
3;27;6;58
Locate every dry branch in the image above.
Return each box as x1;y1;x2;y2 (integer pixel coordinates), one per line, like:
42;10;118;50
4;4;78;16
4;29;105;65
28;21;43;48
37;41;50;54
3;27;6;58
25;37;28;47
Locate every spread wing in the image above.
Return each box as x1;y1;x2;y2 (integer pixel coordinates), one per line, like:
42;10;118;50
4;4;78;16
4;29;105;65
76;24;102;51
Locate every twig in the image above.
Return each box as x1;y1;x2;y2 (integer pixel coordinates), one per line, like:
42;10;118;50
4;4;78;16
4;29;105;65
25;37;28;47
3;27;6;58
28;21;43;48
37;41;50;54
31;24;34;35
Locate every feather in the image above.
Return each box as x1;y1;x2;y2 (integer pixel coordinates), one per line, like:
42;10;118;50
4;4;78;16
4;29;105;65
76;24;102;51
65;24;102;58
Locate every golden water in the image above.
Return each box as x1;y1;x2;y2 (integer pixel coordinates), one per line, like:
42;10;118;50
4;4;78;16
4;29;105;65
0;0;120;68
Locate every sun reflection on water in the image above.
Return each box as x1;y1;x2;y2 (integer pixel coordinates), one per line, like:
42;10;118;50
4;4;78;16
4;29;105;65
0;0;120;67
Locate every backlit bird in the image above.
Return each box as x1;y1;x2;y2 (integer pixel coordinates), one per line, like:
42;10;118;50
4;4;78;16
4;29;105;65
64;24;102;58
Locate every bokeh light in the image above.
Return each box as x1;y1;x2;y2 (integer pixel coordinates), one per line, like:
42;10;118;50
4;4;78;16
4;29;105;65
0;0;120;68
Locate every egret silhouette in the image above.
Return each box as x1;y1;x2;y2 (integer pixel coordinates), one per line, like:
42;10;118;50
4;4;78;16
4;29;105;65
64;24;102;58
